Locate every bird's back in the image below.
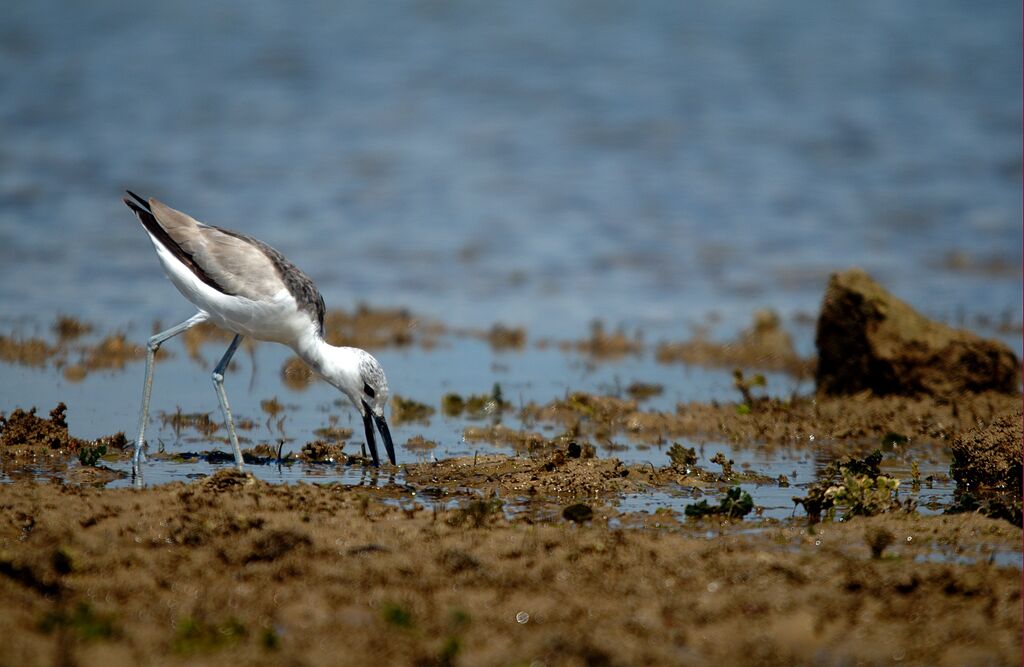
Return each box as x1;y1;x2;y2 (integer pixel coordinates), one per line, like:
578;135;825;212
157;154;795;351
124;192;326;341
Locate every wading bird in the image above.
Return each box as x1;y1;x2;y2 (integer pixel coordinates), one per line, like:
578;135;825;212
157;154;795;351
123;191;395;477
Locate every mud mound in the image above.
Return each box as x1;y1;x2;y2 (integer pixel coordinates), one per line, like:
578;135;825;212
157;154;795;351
950;410;1023;493
0;403;84;452
404;453;644;499
657;309;811;375
0;403;128;464
815;269;1019;397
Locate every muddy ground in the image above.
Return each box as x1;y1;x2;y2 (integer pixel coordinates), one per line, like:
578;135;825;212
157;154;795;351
0;471;1019;667
0;293;1021;666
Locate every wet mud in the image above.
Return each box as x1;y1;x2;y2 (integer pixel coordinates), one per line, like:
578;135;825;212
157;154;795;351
0;472;1019;666
657;309;812;376
1;273;1021;665
516;389;1019;454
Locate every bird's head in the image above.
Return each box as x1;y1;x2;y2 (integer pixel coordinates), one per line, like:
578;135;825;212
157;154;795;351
324;347;395;467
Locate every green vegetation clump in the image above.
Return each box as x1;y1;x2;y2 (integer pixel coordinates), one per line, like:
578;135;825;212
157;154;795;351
77;443;106;467
685;487;754;519
793;450;901;523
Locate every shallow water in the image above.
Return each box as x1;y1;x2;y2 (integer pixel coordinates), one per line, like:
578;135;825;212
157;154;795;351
0;2;1020;526
0;327;972;525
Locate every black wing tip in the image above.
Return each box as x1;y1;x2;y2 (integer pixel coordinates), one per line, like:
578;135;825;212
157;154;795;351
124;190;151;211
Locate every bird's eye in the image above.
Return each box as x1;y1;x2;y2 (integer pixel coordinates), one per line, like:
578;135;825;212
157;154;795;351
363;382;375;398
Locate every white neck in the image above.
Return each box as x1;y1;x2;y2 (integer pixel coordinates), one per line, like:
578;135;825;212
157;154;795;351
293;328;358;388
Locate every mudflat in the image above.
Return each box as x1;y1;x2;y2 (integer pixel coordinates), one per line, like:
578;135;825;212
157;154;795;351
0;470;1019;667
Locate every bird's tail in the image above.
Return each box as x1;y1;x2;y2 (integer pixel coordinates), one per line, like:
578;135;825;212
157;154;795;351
122;190;221;292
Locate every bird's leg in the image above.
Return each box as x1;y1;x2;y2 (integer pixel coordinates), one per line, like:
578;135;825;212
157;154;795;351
134;312;209;480
211;334;245;471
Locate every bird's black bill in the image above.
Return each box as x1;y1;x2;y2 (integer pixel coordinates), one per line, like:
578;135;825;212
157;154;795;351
360;400;396;467
374;414;396;466
361;405;381;467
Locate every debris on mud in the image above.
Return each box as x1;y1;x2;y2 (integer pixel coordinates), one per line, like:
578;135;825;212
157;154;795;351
297;440;347;463
0;317;146;381
667;443;697;470
815;269;1020;397
657;309;812;376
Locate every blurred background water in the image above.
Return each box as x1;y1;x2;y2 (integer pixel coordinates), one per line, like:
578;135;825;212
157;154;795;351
0;0;1019;338
0;1;1020;506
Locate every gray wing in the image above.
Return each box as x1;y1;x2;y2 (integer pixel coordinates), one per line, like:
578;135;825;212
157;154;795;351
146;198;326;332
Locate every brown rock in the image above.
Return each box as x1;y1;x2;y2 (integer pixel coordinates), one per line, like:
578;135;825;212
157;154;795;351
815;269;1020;397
